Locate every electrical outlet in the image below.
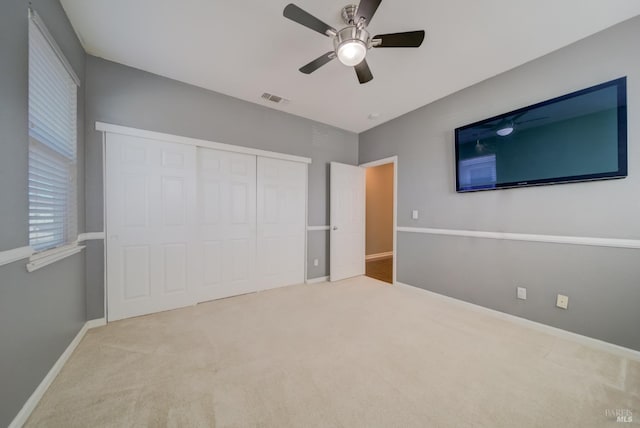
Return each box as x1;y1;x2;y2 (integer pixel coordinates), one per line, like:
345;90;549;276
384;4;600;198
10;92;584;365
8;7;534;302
313;258;319;267
517;287;527;300
556;294;569;309
412;210;419;220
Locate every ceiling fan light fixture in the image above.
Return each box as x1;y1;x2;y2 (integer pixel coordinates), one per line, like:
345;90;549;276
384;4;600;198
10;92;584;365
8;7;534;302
334;26;369;66
496;125;514;137
337;40;367;66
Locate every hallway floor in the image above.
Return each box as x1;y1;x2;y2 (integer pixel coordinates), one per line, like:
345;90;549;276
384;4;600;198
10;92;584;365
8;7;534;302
365;257;393;283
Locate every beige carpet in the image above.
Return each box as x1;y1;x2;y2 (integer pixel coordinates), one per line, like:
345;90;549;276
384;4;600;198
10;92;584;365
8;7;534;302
27;277;639;427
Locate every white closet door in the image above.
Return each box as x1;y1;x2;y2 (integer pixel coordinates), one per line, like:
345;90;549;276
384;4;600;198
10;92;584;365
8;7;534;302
106;134;197;321
257;157;307;290
197;148;257;302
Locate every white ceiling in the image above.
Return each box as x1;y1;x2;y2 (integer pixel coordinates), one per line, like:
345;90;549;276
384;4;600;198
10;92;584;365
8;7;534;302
60;0;640;133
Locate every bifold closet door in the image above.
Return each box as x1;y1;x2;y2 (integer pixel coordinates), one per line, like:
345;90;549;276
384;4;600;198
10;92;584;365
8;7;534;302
106;134;197;321
197;148;257;302
257;157;307;290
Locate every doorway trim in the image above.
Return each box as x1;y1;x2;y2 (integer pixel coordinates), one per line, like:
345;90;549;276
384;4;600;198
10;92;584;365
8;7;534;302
359;156;398;285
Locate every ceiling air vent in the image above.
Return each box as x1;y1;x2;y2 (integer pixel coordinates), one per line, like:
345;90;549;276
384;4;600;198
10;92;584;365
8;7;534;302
261;92;290;104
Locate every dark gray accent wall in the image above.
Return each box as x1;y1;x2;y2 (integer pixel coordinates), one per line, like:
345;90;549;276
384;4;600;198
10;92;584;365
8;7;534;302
84;56;358;317
359;16;640;351
0;0;86;425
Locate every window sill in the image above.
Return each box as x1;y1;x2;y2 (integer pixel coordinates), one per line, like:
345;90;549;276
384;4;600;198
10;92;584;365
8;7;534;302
26;243;85;272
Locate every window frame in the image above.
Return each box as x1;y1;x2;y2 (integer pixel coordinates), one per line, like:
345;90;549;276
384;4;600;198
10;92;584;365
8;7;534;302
27;8;83;270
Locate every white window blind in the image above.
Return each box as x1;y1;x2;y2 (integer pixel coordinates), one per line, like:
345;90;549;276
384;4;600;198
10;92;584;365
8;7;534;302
28;11;79;252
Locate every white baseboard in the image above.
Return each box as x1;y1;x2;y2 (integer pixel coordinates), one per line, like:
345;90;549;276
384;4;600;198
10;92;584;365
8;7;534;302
365;251;393;261
9;318;106;428
84;318;107;329
306;276;329;284
396;282;640;362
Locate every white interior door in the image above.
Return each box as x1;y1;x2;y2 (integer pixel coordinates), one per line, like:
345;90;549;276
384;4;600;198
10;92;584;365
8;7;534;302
257;157;306;290
330;162;365;282
106;134;197;321
197;148;257;302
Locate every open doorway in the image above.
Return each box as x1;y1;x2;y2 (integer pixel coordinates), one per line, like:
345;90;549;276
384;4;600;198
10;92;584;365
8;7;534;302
363;159;396;284
328;157;397;284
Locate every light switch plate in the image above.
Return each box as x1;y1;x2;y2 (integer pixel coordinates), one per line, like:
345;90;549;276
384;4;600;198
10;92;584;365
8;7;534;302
412;210;419;220
313;259;319;267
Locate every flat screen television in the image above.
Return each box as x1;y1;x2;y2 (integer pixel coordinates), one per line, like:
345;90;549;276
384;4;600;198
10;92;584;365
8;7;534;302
454;77;627;192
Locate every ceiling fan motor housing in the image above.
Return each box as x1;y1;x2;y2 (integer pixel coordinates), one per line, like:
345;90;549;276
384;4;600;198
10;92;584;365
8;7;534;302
333;26;369;49
334;26;370;51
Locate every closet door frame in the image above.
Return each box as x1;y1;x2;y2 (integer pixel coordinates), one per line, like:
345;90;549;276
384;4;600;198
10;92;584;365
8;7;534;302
99;122;311;322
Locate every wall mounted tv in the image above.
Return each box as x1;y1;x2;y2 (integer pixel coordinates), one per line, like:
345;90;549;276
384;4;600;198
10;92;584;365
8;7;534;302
454;77;627;192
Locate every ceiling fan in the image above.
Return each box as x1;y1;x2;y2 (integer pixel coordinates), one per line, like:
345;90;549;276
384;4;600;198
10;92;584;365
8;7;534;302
283;1;426;84
479;112;549;137
473;112;549;153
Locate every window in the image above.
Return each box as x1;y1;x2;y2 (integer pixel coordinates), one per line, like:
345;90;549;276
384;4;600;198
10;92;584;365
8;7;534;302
458;155;497;190
28;10;79;252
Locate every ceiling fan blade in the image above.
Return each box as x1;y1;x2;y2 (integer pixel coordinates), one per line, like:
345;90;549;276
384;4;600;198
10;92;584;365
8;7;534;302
354;59;373;84
372;30;425;48
355;0;382;26
283;4;337;37
299;52;336;74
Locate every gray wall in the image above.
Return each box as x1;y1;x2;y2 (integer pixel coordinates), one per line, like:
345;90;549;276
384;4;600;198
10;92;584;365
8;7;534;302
359;16;640;351
84;56;358;317
0;0;86;425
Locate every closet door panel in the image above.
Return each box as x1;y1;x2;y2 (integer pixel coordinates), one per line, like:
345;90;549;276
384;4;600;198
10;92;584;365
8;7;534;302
257;157;306;290
197;148;257;302
106;134;197;321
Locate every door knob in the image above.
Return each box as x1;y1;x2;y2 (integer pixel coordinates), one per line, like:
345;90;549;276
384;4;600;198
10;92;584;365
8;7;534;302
332;226;338;230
